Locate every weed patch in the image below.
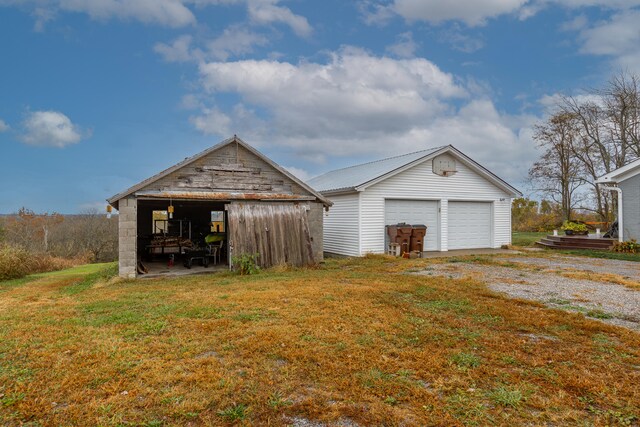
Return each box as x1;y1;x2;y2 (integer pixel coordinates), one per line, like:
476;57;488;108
488;386;527;408
450;352;482;371
217;403;248;422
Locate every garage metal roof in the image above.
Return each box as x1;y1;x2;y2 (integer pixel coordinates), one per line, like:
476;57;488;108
307;145;521;197
307;146;446;192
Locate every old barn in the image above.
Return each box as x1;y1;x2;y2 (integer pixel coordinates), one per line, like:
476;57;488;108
107;136;331;278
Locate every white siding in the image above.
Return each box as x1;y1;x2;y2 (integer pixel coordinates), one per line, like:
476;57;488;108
323;193;361;256
493;199;512;247
359;157;512;254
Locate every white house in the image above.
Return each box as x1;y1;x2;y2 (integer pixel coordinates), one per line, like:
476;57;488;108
596;158;640;242
307;145;521;256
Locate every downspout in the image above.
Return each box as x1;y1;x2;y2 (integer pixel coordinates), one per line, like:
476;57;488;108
599;185;623;243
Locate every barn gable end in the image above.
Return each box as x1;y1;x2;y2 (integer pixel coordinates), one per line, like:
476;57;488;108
140;142;310;198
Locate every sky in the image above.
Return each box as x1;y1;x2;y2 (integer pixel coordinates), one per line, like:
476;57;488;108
1;0;640;213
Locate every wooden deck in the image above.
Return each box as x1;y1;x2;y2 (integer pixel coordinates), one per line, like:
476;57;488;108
536;234;616;250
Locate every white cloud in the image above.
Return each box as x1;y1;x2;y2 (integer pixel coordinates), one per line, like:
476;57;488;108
193;48;536;183
440;25;485;52
2;0;312;34
284;166;311;181
1;0;197;28
32;7;56;31
358;1;396;26
574;10;640;71
392;0;529;26
246;0;312;37
63;0;195;27
559;13;588;32
360;0;640;26
199;48;466;140
189;107;232;135
180;93;203;110
20;110;87;148
154;35;194;62
207;25;269;60
0;119;9;132
155;26;270;63
386;32;418;58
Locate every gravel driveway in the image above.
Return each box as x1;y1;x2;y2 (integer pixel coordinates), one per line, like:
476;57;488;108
503;256;640;281
416;255;640;331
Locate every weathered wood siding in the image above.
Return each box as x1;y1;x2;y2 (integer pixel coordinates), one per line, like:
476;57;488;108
227;202;315;268
140;142;310;197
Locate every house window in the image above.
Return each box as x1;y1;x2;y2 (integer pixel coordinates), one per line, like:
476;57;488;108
211;211;225;233
152;210;168;234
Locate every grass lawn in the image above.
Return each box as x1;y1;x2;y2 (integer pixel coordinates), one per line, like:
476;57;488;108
511;231;548;247
1;257;639;426
556;249;640;262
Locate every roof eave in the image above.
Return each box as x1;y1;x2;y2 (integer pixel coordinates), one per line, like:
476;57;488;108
352;145;521;197
318;187;358;196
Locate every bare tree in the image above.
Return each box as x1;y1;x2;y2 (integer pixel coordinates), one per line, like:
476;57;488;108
3;208;118;262
558;71;640;221
3;208;64;252
49;209;118;262
601;72;640;159
529;112;584;221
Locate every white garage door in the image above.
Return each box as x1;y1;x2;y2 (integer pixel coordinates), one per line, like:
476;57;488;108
448;201;492;250
385;200;439;251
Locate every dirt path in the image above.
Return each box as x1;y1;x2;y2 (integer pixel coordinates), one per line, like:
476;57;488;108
416;257;640;330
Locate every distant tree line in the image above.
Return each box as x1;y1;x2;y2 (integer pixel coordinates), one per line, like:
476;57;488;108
0;207;118;263
529;72;640;223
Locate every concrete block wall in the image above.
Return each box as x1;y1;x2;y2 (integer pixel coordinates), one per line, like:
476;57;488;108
309;202;324;263
118;197;137;278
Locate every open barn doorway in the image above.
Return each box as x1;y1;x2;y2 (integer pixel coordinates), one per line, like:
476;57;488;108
136;199;229;277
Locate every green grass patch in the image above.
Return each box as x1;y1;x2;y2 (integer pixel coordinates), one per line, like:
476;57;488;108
450;352;482;371
217;403;248;422
488;386;525;408
0;276;37;291
418;298;472;313
512;232;548;247
586;309;614;320
61;262;118;295
175;306;223;319
557;249;640;262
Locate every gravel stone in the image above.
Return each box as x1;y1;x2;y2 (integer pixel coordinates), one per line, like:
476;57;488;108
416;256;640;330
503;256;640;280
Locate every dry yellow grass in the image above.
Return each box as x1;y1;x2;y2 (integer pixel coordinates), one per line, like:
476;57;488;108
0;256;639;426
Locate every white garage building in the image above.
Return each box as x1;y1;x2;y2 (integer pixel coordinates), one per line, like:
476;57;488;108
307;145;521;256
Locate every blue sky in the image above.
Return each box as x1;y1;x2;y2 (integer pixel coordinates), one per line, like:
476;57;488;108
1;0;639;213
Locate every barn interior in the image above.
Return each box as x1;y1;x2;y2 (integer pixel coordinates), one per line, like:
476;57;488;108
136;199;229;276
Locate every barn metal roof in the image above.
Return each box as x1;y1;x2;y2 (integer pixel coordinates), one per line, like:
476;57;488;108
307;146;446;192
